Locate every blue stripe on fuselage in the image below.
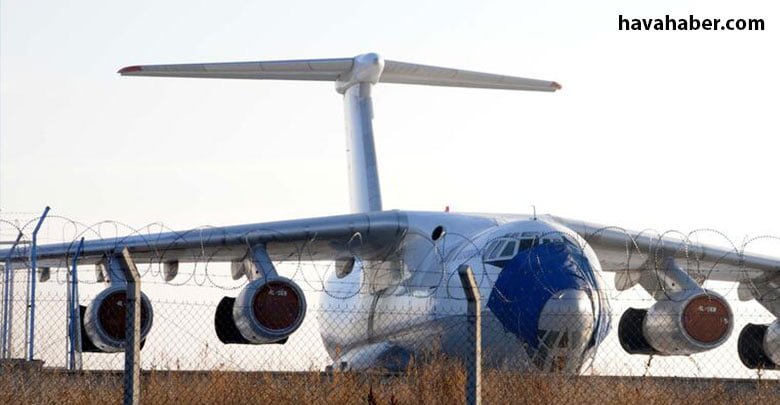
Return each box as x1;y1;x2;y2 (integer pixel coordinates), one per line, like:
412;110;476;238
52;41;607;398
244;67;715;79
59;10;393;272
486;240;604;351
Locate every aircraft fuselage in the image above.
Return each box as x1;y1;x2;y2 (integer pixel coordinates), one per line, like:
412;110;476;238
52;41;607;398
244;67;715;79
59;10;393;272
317;212;611;371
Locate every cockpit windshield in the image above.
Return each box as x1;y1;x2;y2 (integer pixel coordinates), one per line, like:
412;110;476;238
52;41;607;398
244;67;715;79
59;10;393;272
483;238;525;262
483;232;583;263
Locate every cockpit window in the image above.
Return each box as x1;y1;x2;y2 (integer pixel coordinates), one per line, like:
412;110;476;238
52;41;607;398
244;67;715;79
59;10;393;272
500;241;517;257
562;234;583;250
487;240;506;258
484;238;528;262
484;233;579;263
518;238;535;251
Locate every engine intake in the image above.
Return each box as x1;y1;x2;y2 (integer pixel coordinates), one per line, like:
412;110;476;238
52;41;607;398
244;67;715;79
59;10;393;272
738;320;780;370
215;277;306;345
81;285;154;353
619;290;732;355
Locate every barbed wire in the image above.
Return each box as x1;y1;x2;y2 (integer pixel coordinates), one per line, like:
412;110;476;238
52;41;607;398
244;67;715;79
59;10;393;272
1;211;778;390
2;212;779;298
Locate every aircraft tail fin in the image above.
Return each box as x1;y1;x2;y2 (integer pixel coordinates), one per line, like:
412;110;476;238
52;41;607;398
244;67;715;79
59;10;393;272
119;53;559;213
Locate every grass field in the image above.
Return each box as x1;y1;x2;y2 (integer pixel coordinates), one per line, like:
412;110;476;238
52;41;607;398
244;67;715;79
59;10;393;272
1;359;778;404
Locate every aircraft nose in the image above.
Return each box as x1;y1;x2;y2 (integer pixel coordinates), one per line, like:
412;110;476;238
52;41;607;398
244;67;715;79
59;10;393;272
534;289;595;371
486;239;610;372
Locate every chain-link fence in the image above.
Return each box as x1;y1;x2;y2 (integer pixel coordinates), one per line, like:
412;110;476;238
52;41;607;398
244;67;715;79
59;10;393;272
1;214;779;403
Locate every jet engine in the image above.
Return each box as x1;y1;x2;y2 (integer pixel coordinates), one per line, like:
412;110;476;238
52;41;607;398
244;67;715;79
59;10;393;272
81;285;154;353
215;277;306;345
619;291;733;355
738;320;780;370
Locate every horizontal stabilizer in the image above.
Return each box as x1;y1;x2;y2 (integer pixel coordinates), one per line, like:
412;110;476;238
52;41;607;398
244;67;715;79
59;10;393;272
119;53;560;92
381;60;560;91
119;58;354;81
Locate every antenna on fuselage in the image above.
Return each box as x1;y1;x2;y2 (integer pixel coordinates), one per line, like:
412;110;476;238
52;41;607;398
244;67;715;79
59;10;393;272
118;53;561;213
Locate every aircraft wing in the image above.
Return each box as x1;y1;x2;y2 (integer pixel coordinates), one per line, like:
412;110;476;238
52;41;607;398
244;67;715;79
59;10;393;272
0;211;408;271
550;216;780;306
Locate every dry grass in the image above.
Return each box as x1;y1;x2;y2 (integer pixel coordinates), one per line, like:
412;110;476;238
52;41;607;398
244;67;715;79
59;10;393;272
1;359;778;404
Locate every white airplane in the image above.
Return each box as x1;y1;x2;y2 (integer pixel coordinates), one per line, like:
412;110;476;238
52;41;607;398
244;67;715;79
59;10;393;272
2;53;778;373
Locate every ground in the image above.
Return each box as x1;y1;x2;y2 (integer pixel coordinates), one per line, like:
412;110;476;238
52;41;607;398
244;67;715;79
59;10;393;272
1;359;778;404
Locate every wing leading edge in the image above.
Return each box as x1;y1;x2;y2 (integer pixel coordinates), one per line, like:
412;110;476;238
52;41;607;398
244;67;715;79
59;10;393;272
550;216;780;318
551;216;780;283
0;211;408;270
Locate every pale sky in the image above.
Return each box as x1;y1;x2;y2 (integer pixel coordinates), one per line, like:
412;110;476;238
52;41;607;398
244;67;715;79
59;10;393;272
2;0;780;250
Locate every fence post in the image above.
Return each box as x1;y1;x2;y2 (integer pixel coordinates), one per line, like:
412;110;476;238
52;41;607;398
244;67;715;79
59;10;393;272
27;206;50;361
118;248;141;405
458;264;482;405
2;232;23;359
66;238;84;371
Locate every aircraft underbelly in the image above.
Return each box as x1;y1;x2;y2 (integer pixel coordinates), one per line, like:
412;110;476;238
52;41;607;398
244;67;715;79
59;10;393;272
327;309;533;371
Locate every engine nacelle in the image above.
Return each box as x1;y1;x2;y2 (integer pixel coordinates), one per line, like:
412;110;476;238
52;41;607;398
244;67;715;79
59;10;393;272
215;277;306;345
738;320;780;370
81;285;154;353
619;291;732;355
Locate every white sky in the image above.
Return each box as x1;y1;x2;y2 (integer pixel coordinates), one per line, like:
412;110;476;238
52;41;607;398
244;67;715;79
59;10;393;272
2;0;779;246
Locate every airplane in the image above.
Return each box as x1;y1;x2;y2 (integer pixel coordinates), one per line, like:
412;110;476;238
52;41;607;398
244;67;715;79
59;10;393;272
1;53;778;373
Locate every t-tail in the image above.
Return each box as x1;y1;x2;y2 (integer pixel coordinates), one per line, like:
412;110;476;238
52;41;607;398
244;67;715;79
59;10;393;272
119;53;561;213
